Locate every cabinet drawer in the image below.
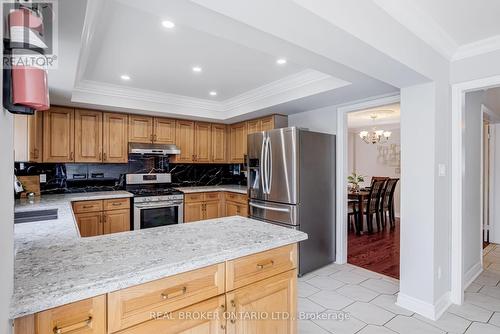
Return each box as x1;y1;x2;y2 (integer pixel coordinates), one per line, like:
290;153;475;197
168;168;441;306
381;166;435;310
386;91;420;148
224;192;247;204
36;295;106;334
108;263;225;333
73;200;103;213
104;198;130;211
204;192;221;201
184;193;204;203
115;296;226;334
226;244;297;291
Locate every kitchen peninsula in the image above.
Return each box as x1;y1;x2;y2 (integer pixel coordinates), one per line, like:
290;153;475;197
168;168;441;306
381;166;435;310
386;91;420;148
11;191;307;333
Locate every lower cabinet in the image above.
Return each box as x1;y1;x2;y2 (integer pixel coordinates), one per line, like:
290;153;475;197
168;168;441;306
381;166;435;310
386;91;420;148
73;198;130;237
184;192;223;223
14;245;298;334
224;193;248;217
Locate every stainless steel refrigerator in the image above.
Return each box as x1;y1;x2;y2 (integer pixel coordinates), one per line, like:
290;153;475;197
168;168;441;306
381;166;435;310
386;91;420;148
247;127;336;276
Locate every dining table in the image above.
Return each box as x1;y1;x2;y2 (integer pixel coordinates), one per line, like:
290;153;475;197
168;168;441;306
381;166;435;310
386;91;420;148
348;190;370;234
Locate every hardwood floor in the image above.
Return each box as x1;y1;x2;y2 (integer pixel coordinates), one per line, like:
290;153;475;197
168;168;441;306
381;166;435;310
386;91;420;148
347;218;400;279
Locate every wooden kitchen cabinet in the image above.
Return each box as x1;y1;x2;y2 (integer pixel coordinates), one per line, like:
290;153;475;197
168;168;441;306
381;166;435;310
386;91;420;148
228;122;247;163
224;192;248;217
13;111;43;162
103;112;128;163
184;192;223;222
211;124;227;163
204;200;222;219
128;115;153;143
42;106;75;162
194;122;212;163
184;202;204;222
35;295;106;334
174;120;196;163
246;118;261;135
226;270;297;334
73;198;130;237
75;109;103;163
154;117;176;144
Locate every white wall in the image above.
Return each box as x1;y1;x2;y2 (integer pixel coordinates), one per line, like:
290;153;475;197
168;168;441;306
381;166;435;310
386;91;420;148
462;91;484;283
288;105;337;134
0;109;14;332
451;49;500;84
348;127;401;216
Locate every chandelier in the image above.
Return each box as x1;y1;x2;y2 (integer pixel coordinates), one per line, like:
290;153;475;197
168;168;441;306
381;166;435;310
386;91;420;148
359;114;392;144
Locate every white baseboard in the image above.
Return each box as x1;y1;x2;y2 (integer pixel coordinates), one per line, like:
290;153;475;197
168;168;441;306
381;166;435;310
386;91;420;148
396;292;451;321
463;262;482;290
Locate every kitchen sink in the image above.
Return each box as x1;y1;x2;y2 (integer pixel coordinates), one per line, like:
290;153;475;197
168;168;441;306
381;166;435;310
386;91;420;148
14;209;58;224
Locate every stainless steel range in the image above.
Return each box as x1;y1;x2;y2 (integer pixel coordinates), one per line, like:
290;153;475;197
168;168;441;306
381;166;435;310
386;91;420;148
125;173;184;230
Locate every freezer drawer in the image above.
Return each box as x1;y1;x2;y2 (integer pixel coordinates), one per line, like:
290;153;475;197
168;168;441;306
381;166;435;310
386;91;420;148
249;200;297;226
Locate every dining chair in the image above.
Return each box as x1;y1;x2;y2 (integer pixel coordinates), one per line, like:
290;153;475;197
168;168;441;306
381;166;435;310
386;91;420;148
382;178;399;228
347;199;360;234
364;179;386;233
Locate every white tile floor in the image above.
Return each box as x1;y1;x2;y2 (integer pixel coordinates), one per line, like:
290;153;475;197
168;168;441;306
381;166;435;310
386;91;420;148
297;244;500;333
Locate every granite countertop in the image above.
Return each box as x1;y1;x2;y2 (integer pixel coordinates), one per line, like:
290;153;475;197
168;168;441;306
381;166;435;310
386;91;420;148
14;191;133;251
11;216;307;319
175;184;247;194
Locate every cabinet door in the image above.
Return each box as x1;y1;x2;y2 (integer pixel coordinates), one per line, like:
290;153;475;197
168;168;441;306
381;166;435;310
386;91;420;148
174;120;195;163
103;113;128;163
43;106;75;162
195;122;211;163
36;295;106;334
226;270;297;334
229;122;247;163
237;203;248;217
204;200;221;220
211;124;226;163
246;119;261;135
153;117;176;144
103;209;130;235
184;202;204;222
75;109;103;163
260;116;275;131
129;115;153;143
75;212;103;237
28;111;43;162
225;201;240;217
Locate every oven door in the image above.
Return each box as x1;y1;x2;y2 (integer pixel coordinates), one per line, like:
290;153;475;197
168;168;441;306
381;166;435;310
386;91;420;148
133;201;184;230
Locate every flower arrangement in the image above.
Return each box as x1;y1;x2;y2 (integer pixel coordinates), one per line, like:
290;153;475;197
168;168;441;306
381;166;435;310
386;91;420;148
347;172;365;192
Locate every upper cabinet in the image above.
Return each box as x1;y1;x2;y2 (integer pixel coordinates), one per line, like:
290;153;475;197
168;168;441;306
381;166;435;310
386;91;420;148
129;115;176;144
194;122;211;163
128;115;153;143
43;106;75;163
14;111;43;162
229;122;247;164
75;109;103;163
103;113;128;163
173;120;195;163
211;124;226;163
153;117;176;144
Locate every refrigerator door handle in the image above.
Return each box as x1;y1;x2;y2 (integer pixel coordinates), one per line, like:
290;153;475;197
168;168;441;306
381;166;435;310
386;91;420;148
263;136;270;194
260;135;266;194
267;137;272;194
249;201;290;213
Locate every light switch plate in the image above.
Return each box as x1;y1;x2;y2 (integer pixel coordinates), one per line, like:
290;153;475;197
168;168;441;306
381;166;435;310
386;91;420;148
438;164;446;177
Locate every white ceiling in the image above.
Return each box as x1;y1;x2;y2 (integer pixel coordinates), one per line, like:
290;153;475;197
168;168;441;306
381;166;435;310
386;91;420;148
410;0;500;45
348;103;400;128
84;1;304;101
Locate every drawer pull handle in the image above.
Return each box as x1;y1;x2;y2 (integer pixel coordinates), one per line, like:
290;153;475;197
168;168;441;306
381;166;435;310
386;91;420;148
112;202;122;206
161;286;187;300
256;260;274;270
82;205;94;209
53;316;92;334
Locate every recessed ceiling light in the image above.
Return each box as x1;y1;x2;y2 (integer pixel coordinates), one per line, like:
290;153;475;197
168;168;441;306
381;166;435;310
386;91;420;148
162;20;175;29
192;66;202;73
120;74;131;81
276;58;287;65
209;91;217;96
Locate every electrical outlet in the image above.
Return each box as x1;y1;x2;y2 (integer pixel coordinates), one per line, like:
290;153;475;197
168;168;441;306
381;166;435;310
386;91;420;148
39;174;47;183
438;164;446;177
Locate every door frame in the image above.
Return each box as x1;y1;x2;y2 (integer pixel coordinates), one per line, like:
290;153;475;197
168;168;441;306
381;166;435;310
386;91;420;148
335;93;400;263
451;75;500;304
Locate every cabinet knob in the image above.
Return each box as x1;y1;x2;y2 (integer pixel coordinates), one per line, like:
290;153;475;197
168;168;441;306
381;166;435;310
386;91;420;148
103;153;107;161
70;152;74;160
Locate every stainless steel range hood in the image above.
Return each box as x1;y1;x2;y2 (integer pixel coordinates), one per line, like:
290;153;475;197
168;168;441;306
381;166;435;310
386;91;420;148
129;143;181;155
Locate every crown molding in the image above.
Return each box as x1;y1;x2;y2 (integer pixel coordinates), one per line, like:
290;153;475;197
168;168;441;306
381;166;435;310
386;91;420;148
452;35;500;61
72;70;351;119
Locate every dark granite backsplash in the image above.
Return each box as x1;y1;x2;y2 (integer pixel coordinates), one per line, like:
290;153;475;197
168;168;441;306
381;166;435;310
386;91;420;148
15;155;246;194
